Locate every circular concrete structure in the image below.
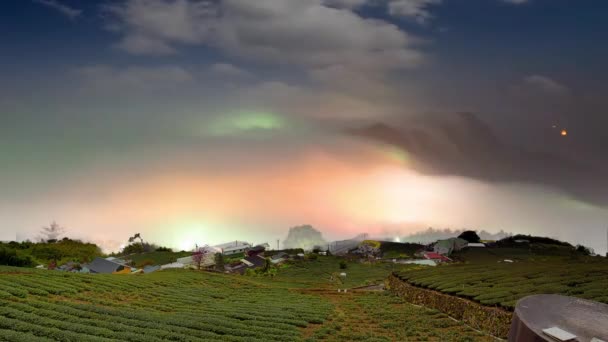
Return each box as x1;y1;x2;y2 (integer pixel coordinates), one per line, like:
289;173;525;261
509;294;608;341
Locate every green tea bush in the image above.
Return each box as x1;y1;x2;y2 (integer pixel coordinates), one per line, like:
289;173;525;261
395;256;608;310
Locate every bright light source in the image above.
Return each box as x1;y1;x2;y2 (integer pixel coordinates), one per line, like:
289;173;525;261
561;129;568;136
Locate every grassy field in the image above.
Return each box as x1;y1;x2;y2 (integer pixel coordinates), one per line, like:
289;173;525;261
394;246;608;309
254;256;399;289
302;291;492;341
127;251;191;268
0;256;496;341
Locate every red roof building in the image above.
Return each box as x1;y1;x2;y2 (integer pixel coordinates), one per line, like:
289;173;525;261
423;252;452;262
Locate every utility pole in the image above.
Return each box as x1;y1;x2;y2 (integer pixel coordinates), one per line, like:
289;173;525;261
277;239;280;251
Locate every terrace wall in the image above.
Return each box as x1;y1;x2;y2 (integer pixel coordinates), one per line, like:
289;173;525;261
386;274;512;338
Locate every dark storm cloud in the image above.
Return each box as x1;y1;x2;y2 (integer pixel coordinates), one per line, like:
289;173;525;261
351;112;608;206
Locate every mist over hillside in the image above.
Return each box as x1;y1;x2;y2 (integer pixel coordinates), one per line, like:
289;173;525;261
282;225;327;251
400;228;512;244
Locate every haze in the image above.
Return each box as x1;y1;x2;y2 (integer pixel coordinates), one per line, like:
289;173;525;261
2;0;608;254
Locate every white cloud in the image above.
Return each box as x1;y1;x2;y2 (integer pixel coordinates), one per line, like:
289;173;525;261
104;0;425;71
523;75;569;94
74;65;194;90
33;0;82;20
116;34;178;55
208;63;252;78
103;0;217;55
388;0;441;24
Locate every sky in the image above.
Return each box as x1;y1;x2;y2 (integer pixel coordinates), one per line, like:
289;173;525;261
2;0;608;254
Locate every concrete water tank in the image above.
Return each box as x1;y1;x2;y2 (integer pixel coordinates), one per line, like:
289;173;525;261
509;294;608;341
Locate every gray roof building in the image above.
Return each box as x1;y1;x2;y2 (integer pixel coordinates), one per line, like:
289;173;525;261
242;255;266;268
86;257;129;274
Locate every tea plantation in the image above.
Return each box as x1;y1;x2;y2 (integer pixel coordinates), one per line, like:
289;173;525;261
394;248;608;309
0;258;495;341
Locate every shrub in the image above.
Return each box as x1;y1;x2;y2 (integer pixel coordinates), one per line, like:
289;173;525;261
136;259;155;268
458;231;480;243
0;247;35;267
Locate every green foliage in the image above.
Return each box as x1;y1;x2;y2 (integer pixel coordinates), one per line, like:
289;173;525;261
0;256;497;341
388;276;512;338
395;254;608;310
0;247;35;267
306;253;318;261
215;252;225;271
251;256;396;289
307;291;492;341
497;234;572;247
378;241;424;259
0;266;332;341
128;251;190;267
224;252;245;264
339;260;347;269
458;230;481;243
575;244;593;255
121;243;145;255
1;239;101;266
245;258;278;278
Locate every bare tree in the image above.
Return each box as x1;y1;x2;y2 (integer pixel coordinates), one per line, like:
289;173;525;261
192;246;209;270
128;233;144;244
41;221;65;242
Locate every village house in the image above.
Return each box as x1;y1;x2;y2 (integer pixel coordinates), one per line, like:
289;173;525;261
433;238;468;256
241;255;266;268
423;252;452;263
86;257;132;274
215;241;252;255
225;262;248;274
270;252;288;264
177;246;221;269
246;245;266;257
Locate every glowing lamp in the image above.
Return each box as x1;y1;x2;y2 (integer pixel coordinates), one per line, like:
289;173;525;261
561;129;568;136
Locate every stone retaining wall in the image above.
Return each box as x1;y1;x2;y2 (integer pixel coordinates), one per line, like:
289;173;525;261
386;274;512;338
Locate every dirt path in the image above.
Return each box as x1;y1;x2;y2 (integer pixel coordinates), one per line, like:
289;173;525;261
299;288;497;341
299;290;399;341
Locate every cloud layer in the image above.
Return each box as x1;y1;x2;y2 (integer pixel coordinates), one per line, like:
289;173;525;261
33;0;82;19
351;112;608;206
105;0;425;73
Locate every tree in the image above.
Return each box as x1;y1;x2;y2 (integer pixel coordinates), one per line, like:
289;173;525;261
215;253;225;272
0;247;34;267
41;221;65;242
576;245;593;256
122;243;145;255
128;233;144;245
458;230;481;243
192;246;209;270
262;257;271;273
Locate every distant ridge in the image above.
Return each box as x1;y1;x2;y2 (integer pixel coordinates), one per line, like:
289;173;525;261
400;228;512;244
329;233;369;255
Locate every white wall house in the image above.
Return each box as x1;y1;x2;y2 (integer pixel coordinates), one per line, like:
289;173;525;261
177;246;222;268
214;241;252;255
